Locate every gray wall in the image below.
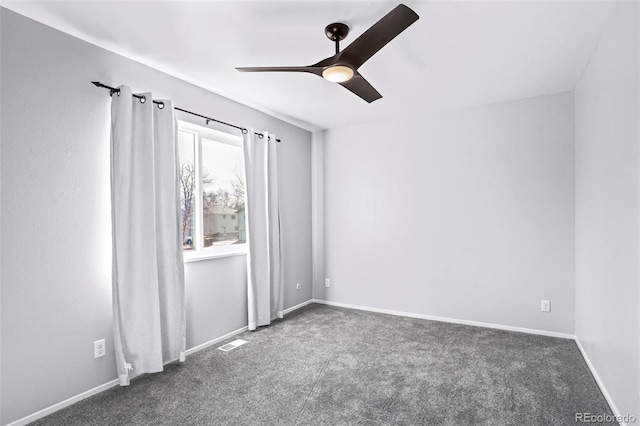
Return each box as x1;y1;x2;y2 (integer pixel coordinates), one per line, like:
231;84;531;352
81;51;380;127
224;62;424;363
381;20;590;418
575;2;639;419
320;92;576;334
0;9;312;424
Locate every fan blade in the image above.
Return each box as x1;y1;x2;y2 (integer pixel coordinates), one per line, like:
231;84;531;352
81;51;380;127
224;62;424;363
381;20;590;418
338;4;419;70
311;53;340;68
339;73;382;103
236;66;322;76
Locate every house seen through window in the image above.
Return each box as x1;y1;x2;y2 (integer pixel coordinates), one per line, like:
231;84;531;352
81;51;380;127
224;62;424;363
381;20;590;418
178;121;246;257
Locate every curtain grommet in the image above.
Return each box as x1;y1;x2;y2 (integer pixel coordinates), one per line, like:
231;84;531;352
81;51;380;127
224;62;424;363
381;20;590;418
157;102;165;109
139;95;146;104
241;128;248;134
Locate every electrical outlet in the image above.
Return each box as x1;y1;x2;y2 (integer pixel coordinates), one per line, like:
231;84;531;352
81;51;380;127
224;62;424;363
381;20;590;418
94;339;106;358
296;283;301;290
324;278;330;288
541;300;551;312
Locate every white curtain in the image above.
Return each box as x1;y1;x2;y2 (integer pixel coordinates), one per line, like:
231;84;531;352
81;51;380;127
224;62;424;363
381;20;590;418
110;86;186;386
243;130;283;331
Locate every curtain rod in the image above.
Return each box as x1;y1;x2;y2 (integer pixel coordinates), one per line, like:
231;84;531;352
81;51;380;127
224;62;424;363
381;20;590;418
91;82;281;143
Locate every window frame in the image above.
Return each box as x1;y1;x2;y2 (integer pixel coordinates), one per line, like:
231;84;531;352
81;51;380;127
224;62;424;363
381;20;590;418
179;121;247;262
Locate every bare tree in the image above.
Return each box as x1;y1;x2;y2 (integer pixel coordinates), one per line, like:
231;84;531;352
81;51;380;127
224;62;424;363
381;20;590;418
180;163;196;238
203;187;229;208
230;169;245;209
180;163;213;239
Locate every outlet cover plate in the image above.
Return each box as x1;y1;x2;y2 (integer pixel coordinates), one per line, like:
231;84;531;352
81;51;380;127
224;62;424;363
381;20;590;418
94;339;106;358
541;300;551;312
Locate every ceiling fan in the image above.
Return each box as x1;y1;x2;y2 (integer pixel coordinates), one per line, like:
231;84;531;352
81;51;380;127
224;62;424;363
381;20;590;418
236;4;419;103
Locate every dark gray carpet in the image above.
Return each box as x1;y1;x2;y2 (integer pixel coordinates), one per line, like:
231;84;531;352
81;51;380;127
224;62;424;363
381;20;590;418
32;304;614;425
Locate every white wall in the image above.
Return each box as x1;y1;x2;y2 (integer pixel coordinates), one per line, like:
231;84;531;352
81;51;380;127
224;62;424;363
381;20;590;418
321;92;576;334
0;9;312;425
575;2;639;420
312;131;326;301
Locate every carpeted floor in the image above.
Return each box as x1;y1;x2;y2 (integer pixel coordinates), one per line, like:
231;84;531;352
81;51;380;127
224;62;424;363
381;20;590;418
32;304;614;425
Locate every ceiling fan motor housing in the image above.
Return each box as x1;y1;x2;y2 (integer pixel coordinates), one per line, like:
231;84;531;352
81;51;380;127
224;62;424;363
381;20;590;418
325;23;350;41
236;4;420;103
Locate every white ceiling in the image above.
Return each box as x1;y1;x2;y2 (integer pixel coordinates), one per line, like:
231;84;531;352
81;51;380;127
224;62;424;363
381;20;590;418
2;1;618;130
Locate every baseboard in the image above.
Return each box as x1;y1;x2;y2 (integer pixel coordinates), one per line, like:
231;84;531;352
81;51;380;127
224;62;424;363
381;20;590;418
283;299;313;315
7;300;315;426
574;337;629;426
308;301;629;424
184;325;249;356
5;379;120;426
311;299;575;339
8;326;250;426
311;299;635;421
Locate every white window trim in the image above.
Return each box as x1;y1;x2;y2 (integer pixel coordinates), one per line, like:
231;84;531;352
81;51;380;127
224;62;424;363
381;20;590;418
183;245;247;262
179;121;247;262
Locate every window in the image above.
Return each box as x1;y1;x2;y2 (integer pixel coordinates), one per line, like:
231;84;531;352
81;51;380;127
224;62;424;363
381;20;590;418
178;121;246;260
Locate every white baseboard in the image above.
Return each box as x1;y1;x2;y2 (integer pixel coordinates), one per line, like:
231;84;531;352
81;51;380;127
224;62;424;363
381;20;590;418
283;299;313;315
186;298;312;357
8;325;251;426
7;300;315;426
5;379;120;426
311;299;634;422
14;298;619;426
309;301;630;423
574;338;628;426
184;325;249;356
311;299;575;339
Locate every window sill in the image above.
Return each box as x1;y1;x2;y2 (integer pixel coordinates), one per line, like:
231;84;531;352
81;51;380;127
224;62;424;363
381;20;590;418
183;246;247;263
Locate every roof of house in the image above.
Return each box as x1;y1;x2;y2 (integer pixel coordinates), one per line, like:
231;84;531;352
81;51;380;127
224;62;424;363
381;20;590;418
204;205;237;215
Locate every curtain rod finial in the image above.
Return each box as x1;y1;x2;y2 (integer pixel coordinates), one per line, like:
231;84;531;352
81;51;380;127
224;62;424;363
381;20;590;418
91;81;103;87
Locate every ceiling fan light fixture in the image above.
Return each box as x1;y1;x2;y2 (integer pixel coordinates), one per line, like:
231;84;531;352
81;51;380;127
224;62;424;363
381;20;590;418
236;4;419;102
322;65;354;83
